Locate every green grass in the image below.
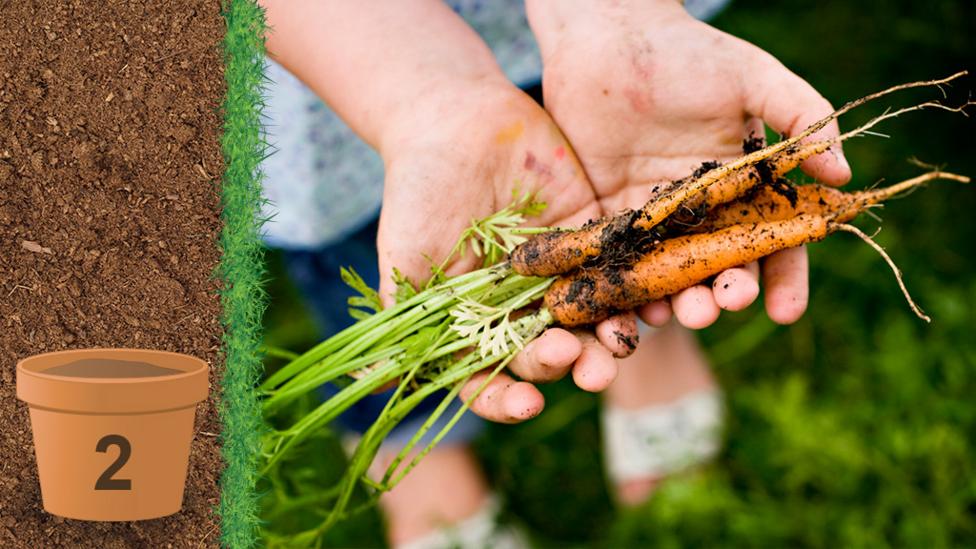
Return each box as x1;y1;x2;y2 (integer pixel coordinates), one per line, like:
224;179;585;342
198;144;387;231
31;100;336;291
258;0;976;546
218;0;269;547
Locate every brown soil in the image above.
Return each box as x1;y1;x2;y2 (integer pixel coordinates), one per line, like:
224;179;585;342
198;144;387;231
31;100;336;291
43;359;183;379
0;2;225;547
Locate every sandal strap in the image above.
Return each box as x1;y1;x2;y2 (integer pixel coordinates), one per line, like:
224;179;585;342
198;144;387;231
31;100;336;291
395;495;529;549
602;388;723;483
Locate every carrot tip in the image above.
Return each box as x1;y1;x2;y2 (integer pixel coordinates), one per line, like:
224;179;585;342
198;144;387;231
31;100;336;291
833;223;931;323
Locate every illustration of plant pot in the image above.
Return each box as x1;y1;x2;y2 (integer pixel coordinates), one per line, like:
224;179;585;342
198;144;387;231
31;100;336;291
16;348;209;521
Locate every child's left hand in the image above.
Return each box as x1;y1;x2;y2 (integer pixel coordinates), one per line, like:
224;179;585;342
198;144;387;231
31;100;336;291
527;0;852;328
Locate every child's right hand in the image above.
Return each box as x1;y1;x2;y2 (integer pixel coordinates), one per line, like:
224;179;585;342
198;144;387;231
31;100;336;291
526;0;851;328
376;74;640;423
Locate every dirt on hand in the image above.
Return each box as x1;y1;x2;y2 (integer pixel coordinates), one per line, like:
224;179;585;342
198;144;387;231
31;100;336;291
0;1;225;547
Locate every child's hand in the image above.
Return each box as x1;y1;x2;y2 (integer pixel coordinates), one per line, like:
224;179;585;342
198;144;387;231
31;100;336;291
528;0;852;328
377;77;640;422
263;0;638;423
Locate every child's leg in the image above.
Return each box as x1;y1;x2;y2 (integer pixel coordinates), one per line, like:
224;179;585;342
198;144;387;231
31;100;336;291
603;321;722;505
375;444;489;545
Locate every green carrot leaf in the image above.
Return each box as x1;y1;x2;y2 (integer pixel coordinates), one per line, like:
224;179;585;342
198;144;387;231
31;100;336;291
347;307;373;321
341;266;382;318
392;267;418;303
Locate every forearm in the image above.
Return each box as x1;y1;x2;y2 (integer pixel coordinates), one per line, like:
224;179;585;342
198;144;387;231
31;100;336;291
261;0;508;151
525;0;686;58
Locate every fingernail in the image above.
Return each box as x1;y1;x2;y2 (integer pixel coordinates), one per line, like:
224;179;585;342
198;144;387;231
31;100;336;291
832;144;851;172
527;333;550;367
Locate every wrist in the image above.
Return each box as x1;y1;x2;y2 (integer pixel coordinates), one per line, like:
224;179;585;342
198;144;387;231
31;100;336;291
527;0;687;58
377;71;519;158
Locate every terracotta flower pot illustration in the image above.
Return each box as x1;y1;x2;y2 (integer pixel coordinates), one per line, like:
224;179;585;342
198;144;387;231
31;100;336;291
16;348;209;521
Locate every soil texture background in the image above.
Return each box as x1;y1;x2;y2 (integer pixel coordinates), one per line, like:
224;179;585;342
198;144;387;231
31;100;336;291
0;1;225;547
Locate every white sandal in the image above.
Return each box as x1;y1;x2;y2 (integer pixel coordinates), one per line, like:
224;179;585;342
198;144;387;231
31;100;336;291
602;387;724;485
395;495;530;549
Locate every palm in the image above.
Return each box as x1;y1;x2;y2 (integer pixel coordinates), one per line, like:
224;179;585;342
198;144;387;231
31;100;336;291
378;85;600;287
377;85;629;423
542;18;760;213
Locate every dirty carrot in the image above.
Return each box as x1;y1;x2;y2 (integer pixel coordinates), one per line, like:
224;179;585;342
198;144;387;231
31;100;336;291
512;72;970;277
696;171;970;232
544;171;970;326
544;215;829;326
510;137;835;277
257;73;971;543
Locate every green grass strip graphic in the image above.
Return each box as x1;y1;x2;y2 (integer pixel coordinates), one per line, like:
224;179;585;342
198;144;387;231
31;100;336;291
219;0;268;546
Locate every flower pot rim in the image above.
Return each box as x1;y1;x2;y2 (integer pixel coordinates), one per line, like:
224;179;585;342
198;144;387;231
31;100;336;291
17;347;207;385
17;348;210;414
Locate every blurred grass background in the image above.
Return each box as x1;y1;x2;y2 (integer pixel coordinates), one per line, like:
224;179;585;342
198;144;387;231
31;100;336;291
259;0;976;546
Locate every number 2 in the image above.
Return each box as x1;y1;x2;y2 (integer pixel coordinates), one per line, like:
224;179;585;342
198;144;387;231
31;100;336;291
95;434;132;490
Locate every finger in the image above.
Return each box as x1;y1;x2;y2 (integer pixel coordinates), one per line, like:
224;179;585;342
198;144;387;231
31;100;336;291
761;245;809;324
508;328;582;383
375;206;447;309
571;331;619;392
595;312;639;358
744;116;766;144
744;50;851;186
376;161;480;307
637;299;673;327
671;284;721;329
712;262;760;311
460;370;545;424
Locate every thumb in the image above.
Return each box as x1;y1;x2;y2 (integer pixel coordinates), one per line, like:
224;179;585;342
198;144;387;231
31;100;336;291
375;216;412;310
375;198;437;310
743;49;852;186
375;166;474;309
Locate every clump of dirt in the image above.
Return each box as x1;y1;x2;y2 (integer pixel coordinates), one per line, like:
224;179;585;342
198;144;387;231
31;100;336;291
742;132;765;154
742;133;799;207
584;158;735;273
693;160;723;178
612;330;637;353
768;177;799;208
0;2;225;547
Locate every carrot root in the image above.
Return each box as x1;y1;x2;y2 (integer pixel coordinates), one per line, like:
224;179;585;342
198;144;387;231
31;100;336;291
544;215;829;326
699;170;970;232
831;223;930;322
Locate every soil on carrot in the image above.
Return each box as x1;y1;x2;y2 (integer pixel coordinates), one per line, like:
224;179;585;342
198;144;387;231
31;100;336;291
0;2;224;547
582;135;803;278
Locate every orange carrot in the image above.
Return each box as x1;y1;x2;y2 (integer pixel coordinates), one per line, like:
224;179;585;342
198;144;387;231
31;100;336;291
512;72;970;278
511;139;834;277
543;215;829;326
697;171;969;232
543;170;972;326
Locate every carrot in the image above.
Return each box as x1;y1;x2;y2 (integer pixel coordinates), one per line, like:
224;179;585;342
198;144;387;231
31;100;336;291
260;74;971;538
544;170;971;326
510;138;834;277
696;171;970;232
543;215;829;326
512;72;970;278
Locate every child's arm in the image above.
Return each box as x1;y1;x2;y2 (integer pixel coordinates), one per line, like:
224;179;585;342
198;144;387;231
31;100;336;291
262;0;504;153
